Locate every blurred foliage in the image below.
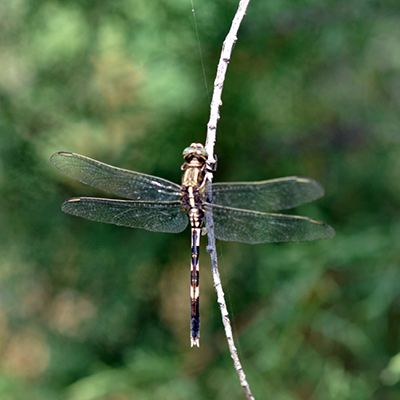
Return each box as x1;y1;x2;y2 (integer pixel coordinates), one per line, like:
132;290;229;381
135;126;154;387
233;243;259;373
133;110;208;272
1;0;400;399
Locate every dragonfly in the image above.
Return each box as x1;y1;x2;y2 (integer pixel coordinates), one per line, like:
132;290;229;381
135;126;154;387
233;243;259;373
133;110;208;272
51;143;335;347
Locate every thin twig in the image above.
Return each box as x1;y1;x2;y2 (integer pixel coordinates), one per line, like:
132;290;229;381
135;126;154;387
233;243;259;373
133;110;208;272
205;215;255;400
204;0;255;399
204;0;251;162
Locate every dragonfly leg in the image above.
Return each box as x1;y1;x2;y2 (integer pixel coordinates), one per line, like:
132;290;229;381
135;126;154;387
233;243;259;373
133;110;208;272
190;227;201;347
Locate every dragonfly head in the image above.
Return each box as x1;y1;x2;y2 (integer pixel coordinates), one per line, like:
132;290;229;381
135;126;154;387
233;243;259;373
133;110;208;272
182;143;208;163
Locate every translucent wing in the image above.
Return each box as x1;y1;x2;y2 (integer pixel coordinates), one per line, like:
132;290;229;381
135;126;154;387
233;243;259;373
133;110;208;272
211;176;325;212
206;203;335;244
51;152;181;201
62;197;188;233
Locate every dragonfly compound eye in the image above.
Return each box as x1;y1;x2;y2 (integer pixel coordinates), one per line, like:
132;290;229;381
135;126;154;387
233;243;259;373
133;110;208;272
182;143;208;161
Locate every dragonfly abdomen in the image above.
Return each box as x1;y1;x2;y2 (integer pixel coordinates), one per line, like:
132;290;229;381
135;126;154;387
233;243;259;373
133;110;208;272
190;227;201;347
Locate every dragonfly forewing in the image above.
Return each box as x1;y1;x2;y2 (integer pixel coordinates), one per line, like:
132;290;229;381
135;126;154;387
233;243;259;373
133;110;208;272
62;197;188;233
211;176;325;212
206;203;335;244
51;152;182;202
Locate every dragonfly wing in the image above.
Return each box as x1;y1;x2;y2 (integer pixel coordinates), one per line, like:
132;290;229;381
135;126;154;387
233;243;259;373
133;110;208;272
211;176;325;212
51;152;181;201
206;203;335;244
62;198;188;233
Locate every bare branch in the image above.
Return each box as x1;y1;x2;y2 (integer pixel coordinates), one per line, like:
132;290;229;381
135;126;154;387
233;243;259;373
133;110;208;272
204;0;255;399
205;0;252;165
205;216;255;400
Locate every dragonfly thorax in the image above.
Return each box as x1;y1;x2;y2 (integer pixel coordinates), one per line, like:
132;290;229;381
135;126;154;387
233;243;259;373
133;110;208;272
180;143;207;195
180;144;207;227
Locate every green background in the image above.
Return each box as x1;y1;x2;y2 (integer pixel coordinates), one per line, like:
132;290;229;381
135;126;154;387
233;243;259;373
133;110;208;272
1;0;400;399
